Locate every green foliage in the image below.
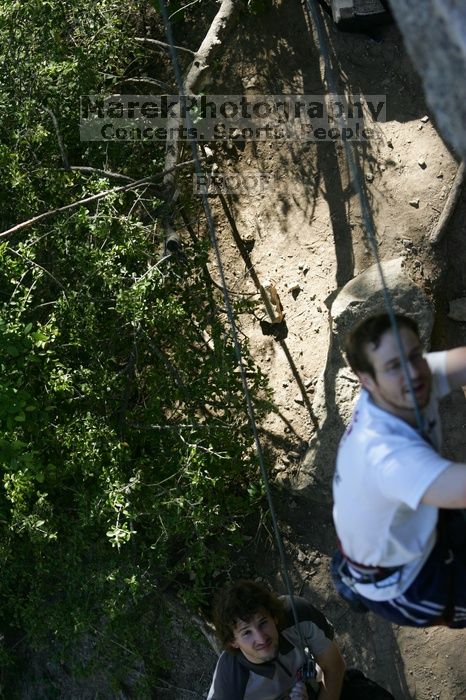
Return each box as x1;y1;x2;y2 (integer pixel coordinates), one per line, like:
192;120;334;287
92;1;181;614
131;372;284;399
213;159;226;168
0;0;162;229
0;0;272;690
0;213;270;686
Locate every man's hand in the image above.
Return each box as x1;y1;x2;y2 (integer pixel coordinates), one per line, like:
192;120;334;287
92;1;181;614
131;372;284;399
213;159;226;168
289;681;308;699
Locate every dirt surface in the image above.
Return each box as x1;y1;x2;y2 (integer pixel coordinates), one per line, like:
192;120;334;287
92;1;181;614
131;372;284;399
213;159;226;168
162;2;466;699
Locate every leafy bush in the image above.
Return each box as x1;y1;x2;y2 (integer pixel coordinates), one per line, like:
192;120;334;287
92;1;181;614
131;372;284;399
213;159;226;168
0;0;271;690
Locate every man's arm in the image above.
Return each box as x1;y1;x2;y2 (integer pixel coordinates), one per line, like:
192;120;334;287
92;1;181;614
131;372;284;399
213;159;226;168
421;463;466;508
445;347;466;391
315;641;346;700
421;348;466;508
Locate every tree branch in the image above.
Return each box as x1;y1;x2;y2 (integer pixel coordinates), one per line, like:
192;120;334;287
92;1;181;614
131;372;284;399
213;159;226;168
117;329;139;440
0;159;201;239
161;0;242;245
7;247;67;293
43;106;69;170
117;76;172;90
184;0;241;95
67;166;135;183
135;36;195;56
169;0;202;21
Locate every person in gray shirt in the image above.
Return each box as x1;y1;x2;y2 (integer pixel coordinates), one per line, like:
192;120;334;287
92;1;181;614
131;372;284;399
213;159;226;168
207;579;393;700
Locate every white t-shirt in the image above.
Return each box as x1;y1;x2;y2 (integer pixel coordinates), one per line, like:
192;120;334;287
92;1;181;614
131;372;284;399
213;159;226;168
332;352;453;601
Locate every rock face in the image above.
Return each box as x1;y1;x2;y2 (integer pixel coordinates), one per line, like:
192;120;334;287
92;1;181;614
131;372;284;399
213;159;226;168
330;257;434;347
448;297;466;322
388;0;466;161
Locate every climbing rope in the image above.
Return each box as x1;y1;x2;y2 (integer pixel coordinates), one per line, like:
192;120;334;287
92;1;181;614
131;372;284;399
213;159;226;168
158;0;316;680
303;0;425;434
159;0;428;672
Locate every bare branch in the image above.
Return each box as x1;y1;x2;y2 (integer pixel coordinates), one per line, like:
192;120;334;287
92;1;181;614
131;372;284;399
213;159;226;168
0;159;201;239
169;0;202;21
117;328;140;440
43;106;69;169
184;0;241;95
135;254;172;282
135;36;195;56
179;432;229;459
117;76;172;90
67;166;135;183
162;0;242;245
7;247;67;294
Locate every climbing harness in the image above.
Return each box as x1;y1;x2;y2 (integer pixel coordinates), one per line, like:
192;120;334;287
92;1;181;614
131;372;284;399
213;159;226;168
337;541;402;586
158;0;316;680
303;0;432;597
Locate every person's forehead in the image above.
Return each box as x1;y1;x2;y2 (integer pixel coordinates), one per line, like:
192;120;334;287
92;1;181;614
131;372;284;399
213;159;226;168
234;609;270;631
366;327;420;361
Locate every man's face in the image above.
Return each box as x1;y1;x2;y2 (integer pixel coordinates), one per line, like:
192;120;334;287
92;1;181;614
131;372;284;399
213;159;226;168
358;326;432;421
230;609;279;664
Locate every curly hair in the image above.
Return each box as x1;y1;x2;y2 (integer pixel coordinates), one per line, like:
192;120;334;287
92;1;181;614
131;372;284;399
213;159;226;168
344;313;420;379
212;580;285;650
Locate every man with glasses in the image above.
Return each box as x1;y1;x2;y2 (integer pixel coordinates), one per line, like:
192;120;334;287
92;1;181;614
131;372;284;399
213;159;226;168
332;313;466;626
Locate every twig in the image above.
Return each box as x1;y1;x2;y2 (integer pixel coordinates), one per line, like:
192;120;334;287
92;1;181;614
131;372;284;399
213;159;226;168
90;626;138;658
0;159;200;239
130;422;230;430
7;247;67;293
207;273;258;297
67;166;135;183
117;76;172;89
43;106;69;169
135;36;195;56
127;187;160;220
135;254;172;282
179;432;229;459
429;162;465;244
117;328;140;439
169;0;202;21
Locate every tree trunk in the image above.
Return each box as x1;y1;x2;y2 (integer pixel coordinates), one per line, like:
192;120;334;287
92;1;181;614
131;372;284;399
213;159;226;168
161;0;242;249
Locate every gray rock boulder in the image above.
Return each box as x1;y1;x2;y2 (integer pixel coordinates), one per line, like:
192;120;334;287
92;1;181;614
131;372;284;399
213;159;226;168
330;257;433;348
388;0;466;161
448;297;466;323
